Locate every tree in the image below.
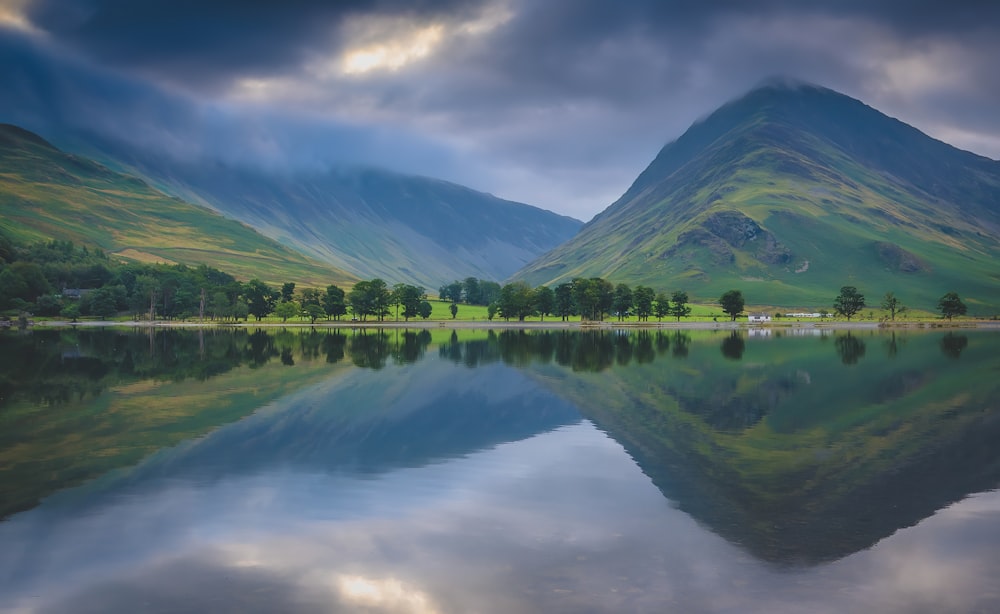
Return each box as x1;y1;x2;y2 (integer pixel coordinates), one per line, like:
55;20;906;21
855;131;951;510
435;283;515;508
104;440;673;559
275;300;299;322
668;290;692;322
280;282;296;303
60;302;81;323
498;281;535;321
439;281;463;303
487;303;497;321
418;300;432;319
633;286;655;321
244;279;278;321
348;281;374;321
533;285;555;322
395;284;425;321
323;285;347;320
833;286;865;321
348;279;391;321
612;283;633;321
391;283;406;321
449;302;458;319
554;283;575;321
653;292;670;321
881;291;905;321
463;277;481;305
938;292;967;320
719;290;745;321
370;278;392;321
302;303;325;324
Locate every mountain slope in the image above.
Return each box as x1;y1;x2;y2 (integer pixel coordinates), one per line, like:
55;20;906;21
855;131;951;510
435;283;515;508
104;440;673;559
0;124;355;286
515;81;1000;311
78;143;582;289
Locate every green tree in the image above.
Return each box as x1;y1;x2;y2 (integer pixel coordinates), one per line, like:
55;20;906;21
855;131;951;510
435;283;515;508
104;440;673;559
323;285;347;320
880;291;905;321
60;302;81;323
418;300;432;319
938;292;967;320
633;286;655;321
498;281;535;321
554;282;575;321
245;279;278;321
275;300;299;322
439;281;463;303
281;282;296;303
533;285;555;322
348;281;374;321
612;283;633;321
463;277;482;305
303;303;325;324
487;303;497;321
719;290;745;321
449;302;458;319
395;284;425;321
370;278;392;321
668;290;692;322
833;286;865;321
653;292;670;321
300;288;322;309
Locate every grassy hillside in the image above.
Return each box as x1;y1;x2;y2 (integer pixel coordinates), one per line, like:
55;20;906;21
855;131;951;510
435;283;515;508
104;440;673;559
0;124;356;287
76;141;582;288
515;83;1000;313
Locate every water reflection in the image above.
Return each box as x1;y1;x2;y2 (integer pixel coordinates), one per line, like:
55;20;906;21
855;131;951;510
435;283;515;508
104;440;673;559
835;331;866;365
1;328;999;612
720;331;745;360
940;332;969;359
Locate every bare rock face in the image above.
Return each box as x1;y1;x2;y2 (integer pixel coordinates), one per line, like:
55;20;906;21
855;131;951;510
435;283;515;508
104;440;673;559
874;241;928;273
702;210;792;265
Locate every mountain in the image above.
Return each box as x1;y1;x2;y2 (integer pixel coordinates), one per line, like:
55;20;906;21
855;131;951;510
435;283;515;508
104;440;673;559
0;124;355;286
73;141;583;289
515;81;1000;311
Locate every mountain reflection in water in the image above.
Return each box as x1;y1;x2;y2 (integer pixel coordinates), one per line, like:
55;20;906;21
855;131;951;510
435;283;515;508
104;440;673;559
1;327;998;613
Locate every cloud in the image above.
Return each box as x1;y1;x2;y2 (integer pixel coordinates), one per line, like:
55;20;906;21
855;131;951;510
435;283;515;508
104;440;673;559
3;0;998;220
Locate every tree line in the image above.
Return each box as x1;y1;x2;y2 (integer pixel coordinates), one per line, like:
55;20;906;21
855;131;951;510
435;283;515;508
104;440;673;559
2;236;976;324
444;277;695;322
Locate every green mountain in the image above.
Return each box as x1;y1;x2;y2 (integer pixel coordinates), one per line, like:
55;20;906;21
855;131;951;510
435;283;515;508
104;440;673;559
83;146;582;289
0;125;355;286
515;81;1000;312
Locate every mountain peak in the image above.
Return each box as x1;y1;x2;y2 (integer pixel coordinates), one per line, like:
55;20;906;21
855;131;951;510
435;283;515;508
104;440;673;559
516;84;1000;310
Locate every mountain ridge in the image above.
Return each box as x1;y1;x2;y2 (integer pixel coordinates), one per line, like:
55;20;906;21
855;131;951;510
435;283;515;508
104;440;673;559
54;135;583;289
516;82;1000;311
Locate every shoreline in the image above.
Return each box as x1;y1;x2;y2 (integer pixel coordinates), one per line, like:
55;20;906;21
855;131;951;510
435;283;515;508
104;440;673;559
19;319;1000;331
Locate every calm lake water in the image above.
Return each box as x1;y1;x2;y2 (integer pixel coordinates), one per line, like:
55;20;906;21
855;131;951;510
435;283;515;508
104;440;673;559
1;327;999;613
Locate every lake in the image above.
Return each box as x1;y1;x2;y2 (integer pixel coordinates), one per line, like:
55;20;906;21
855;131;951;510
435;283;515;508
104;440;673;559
1;327;999;613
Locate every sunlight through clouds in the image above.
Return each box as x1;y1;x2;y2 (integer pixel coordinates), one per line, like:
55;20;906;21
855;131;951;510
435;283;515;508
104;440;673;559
335;3;513;77
341;23;445;75
0;0;39;34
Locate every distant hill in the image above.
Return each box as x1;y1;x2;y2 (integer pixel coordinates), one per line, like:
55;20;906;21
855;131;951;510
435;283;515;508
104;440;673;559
515;81;1000;311
0;124;355;287
75;142;583;289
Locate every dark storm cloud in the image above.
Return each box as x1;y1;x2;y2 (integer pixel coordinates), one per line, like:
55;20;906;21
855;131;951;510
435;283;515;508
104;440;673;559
24;0;484;90
0;31;476;179
6;0;1000;218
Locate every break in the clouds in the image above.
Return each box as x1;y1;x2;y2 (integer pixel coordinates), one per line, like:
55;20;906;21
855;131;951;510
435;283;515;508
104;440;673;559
3;0;999;220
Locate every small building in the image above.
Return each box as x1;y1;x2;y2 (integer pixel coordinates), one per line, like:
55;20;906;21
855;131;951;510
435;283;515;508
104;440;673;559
748;312;771;323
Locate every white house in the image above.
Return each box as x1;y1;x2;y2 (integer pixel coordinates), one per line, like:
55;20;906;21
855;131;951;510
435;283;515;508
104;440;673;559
747;312;771;323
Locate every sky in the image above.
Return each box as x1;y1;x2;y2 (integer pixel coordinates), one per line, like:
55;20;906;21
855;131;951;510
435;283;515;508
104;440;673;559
1;0;999;221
